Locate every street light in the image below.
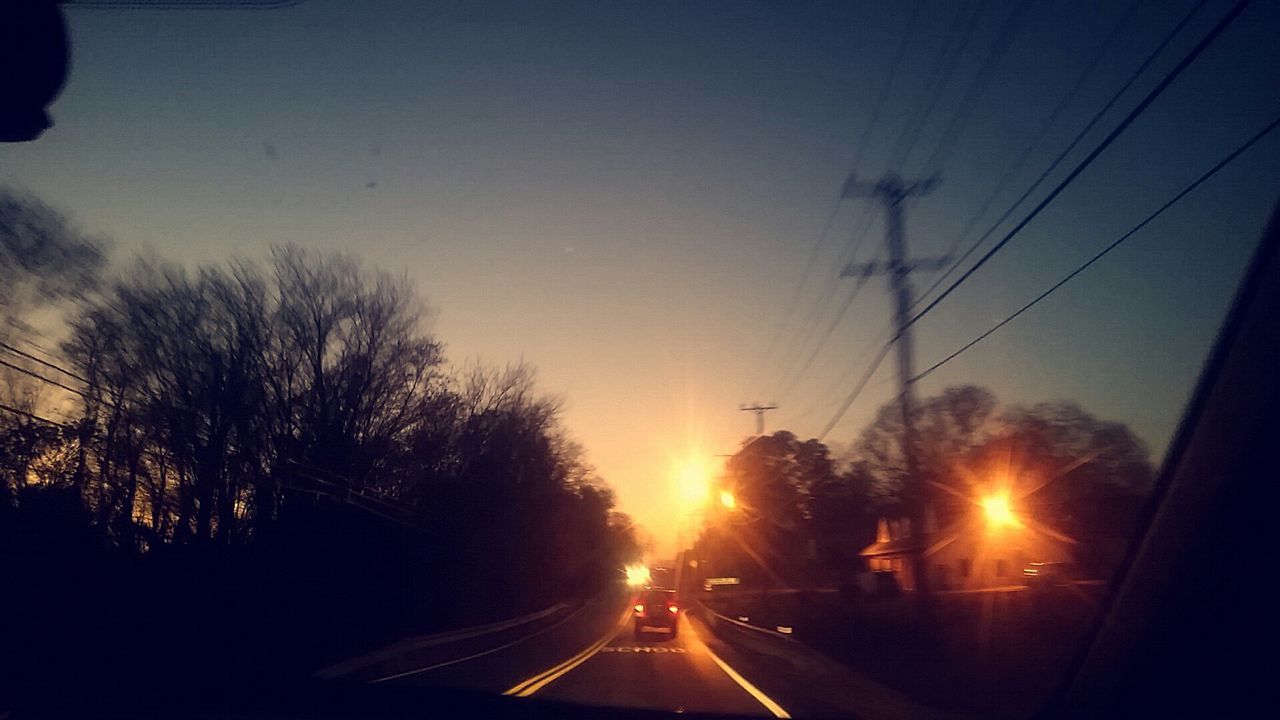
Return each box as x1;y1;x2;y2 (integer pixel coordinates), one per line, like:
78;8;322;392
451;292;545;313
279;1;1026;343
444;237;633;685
719;489;737;510
981;492;1020;529
624;563;651;588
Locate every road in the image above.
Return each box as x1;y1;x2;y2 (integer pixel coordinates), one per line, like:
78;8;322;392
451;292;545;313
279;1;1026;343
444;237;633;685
346;590;791;717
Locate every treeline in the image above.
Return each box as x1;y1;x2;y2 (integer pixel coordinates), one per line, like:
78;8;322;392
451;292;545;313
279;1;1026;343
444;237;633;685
0;188;637;696
697;386;1155;587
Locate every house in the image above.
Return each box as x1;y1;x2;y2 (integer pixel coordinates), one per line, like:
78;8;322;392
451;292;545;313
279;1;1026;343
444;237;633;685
860;503;1074;591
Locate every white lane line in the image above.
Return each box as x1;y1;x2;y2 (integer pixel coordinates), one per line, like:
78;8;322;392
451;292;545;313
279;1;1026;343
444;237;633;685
503;605;631;697
697;634;791;718
703;648;791;718
369;601;592;683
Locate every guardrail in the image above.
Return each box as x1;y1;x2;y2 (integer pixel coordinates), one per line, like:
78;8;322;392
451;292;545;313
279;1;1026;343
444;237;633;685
696;599;797;642
694;598;833;676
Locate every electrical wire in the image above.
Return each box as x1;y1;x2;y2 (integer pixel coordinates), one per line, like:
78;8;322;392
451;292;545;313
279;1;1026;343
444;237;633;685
772;0;1027;410
917;0;1208;308
889;0;992;173
910;111;1280;383
748;0;924;397
0;340;89;384
915;0;1147;273
773;270;874;402
903;0;1251;336
745;202;844;393
0;357;91;399
0;401;66;427
919;0;1039;175
817;341;894;441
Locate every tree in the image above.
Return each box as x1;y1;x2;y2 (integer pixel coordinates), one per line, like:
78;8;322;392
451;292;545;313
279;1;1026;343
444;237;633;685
845;387;1156;576
62;259;272;544
266;244;445;493
0;185;104;336
4;228;640;691
848;385;998;511
0;187;105;505
710;432;842;584
60;246;452;546
995;401;1155;575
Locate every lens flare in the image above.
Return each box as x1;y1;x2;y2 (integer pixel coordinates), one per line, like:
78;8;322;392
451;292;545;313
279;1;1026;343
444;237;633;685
981;493;1020;528
624;563;652;587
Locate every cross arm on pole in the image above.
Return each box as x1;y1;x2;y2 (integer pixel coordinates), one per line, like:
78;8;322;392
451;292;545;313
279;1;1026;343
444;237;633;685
842;173;942;201
842;257;952;278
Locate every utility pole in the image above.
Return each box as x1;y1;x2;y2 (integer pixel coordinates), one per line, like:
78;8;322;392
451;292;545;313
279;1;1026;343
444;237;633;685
739;402;778;435
840;172;945;617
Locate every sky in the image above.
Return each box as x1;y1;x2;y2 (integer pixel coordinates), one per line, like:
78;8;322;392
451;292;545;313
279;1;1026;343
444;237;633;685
4;0;1280;557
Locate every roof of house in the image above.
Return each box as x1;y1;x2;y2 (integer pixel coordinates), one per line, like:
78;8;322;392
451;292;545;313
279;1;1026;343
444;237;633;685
859;537;918;557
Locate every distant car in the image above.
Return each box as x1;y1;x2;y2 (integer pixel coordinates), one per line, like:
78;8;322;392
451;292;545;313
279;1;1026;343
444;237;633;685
633;589;680;639
1023;561;1074;587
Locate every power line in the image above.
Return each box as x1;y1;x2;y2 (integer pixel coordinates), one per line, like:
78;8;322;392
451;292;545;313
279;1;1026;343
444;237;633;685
773;270;873;402
887;0;990;173
767;218;876;398
0;401;66;427
0;357;90;399
0;340;89;384
915;0;1208;308
920;0;1039;175
780;317;891;424
850;0;926;173
818;341;893;441
68;1;303;9
749;0;924;396
746;202;843;393
922;0;1147;273
904;0;1251;336
911;111;1280;383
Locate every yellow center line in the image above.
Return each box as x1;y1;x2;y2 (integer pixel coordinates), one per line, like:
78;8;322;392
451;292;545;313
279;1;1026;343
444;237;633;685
503;604;631;697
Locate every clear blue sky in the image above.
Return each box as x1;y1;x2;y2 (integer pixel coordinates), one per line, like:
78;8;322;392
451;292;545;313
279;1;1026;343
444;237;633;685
4;0;1279;555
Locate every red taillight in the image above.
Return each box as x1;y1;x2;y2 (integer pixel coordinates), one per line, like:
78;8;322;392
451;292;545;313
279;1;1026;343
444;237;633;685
668;604;679;614
634;603;644;613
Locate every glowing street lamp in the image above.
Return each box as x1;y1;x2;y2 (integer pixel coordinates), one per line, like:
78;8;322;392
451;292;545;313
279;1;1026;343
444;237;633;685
624;563;652;588
981;492;1021;529
719;489;737;510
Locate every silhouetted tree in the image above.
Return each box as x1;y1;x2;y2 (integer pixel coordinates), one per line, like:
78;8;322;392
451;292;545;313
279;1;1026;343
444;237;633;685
0;185;104;335
1;201;638;694
849;385;999;510
846;387;1155;575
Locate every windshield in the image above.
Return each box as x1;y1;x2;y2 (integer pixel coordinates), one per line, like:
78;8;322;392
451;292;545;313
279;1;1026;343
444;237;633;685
3;1;1279;718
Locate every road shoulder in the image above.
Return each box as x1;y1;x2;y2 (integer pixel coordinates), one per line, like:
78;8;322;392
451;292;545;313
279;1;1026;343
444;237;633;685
689;609;965;720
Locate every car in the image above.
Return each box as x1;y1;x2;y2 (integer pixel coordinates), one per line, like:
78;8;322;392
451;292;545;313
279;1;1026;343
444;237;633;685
1022;561;1074;587
633;589;680;639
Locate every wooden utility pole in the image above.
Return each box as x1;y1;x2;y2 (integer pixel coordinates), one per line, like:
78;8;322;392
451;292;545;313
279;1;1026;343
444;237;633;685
739;402;778;435
840;172;945;613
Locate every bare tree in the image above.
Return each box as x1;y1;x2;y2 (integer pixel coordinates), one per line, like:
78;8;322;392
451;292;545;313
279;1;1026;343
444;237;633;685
0;185;104;337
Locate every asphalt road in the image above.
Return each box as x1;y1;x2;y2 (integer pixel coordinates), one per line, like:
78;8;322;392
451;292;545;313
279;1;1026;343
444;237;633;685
364;590;790;717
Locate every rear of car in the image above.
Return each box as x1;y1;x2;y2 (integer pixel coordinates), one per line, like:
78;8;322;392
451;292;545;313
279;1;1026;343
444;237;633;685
633;589;680;639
